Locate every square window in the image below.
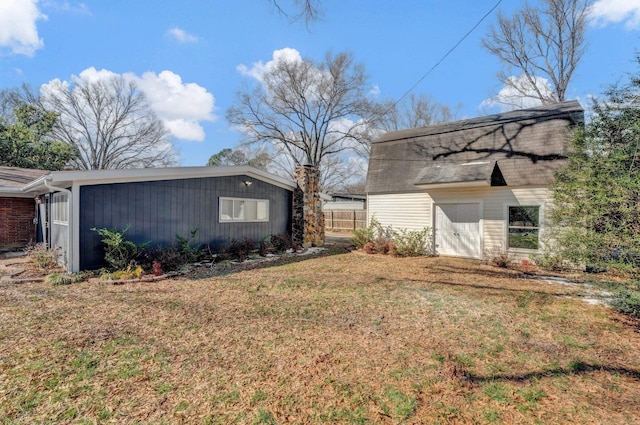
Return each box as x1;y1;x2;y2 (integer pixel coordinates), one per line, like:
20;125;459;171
508;206;540;250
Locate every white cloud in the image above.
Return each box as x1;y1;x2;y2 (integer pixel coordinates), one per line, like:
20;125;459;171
369;84;381;97
166;27;199;43
42;67;216;142
128;70;216;141
0;0;46;56
590;0;640;29
237;47;303;82
480;74;554;112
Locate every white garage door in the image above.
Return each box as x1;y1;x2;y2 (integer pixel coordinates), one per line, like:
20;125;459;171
434;203;481;258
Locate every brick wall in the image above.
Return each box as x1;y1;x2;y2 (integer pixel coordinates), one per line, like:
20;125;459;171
0;197;37;250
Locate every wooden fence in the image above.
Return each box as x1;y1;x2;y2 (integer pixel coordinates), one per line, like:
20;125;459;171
323;210;367;231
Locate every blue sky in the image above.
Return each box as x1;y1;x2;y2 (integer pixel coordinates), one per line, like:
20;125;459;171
1;0;639;166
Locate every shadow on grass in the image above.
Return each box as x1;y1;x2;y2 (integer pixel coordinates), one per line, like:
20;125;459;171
467;362;640;383
406;278;576;297
181;244;354;280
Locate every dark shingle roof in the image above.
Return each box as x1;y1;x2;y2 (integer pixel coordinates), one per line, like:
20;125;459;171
366;100;583;194
0;166;48;188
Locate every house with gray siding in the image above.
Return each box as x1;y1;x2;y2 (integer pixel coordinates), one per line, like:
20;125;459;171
14;166;296;272
366;100;584;260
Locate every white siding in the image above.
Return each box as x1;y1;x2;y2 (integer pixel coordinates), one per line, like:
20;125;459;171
368;187;552;261
367;192;432;230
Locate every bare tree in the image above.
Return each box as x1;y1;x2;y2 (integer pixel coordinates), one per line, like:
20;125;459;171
227;51;375;191
266;142;362;192
40;75;177;170
482;0;589;105
269;0;321;24
378;93;459;132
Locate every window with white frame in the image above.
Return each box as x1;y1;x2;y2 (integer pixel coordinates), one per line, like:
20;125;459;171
219;197;269;222
52;193;68;225
507;206;540;250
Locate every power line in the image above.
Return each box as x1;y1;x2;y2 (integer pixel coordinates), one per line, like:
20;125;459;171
392;0;503;108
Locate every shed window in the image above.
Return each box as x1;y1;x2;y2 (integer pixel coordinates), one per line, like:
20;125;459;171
52;193;68;225
220;197;269;222
508;206;540;250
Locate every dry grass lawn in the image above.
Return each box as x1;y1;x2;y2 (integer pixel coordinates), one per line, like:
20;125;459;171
1;250;639;424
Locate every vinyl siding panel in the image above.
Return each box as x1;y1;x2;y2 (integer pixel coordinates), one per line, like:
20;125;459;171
367;193;431;230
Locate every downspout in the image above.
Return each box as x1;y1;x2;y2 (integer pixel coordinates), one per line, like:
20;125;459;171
44;179;73;273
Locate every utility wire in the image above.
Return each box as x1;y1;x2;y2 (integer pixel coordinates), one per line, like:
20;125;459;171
390;0;503;109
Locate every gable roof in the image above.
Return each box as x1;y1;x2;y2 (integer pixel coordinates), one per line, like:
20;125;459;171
366;100;584;194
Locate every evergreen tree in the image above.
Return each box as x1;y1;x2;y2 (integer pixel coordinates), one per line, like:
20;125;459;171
550;57;640;272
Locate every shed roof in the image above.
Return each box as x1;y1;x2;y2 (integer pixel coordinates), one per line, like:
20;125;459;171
366;100;583;194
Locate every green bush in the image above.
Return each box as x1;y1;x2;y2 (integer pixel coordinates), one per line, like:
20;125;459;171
92;226;147;271
392;227;434;257
352;217;393;251
610;285;640;318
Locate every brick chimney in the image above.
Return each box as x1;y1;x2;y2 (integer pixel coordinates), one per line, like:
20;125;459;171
292;165;325;248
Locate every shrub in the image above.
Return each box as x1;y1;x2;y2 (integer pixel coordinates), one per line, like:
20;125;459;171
392;227;434;257
270;234;294;253
483;246;514;268
531;251;572;272
353;217;393;253
363;241;376;254
229;238;256;262
352;226;375;249
610;284;640;318
92;226;147;271
144;229;204;272
174;228;203;264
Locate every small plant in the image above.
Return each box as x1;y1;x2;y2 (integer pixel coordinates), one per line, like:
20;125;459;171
363;241;376;254
92;226;147;271
26;243;59;270
270;234;293;253
174;228;203;264
47;271;90;286
100;264;144;281
353;217;394;254
483;246;514;268
229;238;256;262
